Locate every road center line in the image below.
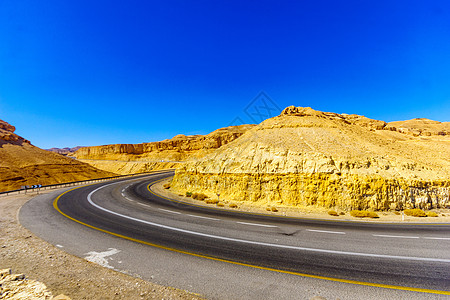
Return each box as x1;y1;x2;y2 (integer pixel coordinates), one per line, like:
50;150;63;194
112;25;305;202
236;221;278;228
158;208;182;215
373;234;419;239
87;182;450;263
187;214;220;221
307;229;345;235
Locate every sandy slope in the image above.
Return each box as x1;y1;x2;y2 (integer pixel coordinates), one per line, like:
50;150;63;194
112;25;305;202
0;119;116;192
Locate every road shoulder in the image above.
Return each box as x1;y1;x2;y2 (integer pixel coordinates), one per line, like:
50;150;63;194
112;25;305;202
0;189;204;300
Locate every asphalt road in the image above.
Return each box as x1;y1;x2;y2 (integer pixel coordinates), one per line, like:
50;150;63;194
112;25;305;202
20;171;450;299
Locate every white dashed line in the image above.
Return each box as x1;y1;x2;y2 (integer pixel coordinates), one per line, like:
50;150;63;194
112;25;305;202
187;214;220;221
56;244;64;248
158;208;181;215
373;234;419;239
307;229;346;235
236;222;278;228
423;237;450;240
137;202;151;208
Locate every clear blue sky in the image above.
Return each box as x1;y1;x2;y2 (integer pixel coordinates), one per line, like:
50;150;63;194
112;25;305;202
1;1;449;149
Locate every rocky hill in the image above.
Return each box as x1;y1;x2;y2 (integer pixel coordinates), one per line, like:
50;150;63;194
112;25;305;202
387;118;449;136
0;119;116;192
170;106;450;211
73;125;255;174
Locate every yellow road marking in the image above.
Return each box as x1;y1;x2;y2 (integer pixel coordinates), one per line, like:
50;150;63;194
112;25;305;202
52;180;450;296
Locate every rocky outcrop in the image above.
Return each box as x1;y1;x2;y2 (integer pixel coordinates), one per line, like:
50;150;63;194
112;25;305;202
0;268;70;299
171;106;450;211
0;120;30;145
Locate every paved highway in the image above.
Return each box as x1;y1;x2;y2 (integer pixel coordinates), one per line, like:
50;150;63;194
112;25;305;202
20;171;450;299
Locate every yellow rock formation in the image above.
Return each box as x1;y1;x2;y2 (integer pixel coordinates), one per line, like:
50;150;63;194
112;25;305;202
171;106;450;211
0;119;116;192
73;125;254;175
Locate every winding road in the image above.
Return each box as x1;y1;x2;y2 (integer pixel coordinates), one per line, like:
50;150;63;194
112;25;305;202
20;171;450;299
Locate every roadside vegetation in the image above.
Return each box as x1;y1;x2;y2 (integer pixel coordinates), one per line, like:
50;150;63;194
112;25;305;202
404;208;427;217
350;210;379;218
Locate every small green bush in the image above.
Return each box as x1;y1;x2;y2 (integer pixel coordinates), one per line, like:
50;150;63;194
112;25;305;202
404;209;427;217
185;191;192;197
328;210;338;216
350;210;379;218
271;207;278;212
394;211;400;215
217;202;225;207
426;211;438;217
229;203;238;208
339;211;345;216
192;193;208;200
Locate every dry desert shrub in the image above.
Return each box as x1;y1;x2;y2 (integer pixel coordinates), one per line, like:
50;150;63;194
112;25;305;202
217;202;225;207
163;183;170;189
339;211;345;215
271;207;278;212
394;211;401;215
328;210;338;216
404;209;427;217
192;193;208;200
426;211;438;217
205;199;219;204
185;191;192;197
350;210;379;218
229;203;238;208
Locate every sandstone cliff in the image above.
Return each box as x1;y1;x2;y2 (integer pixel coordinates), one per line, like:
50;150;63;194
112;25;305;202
0;119;116;192
171;106;450;211
73;125;255;175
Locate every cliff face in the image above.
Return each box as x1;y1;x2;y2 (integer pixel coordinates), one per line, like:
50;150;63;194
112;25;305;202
0;119;116;192
73;125;255;174
171;106;450;211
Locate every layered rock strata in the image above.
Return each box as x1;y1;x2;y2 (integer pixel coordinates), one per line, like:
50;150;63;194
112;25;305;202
171;107;450;211
73;125;255;175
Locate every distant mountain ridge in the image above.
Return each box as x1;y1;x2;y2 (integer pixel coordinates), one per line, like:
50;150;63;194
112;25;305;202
46;146;83;156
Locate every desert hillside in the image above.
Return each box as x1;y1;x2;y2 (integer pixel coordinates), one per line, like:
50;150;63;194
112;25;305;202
73;125;255;174
170;106;450;211
0;119;116;192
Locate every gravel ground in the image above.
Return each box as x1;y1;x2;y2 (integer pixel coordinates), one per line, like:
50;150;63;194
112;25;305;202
0;190;204;300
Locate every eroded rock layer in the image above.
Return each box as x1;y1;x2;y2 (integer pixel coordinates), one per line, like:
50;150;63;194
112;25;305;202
73;125;254;174
171;106;450;210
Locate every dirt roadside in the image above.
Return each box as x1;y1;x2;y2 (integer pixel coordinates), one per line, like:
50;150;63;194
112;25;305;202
0;190;204;300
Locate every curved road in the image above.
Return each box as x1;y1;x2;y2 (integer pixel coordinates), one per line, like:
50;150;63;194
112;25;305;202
20;171;450;299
